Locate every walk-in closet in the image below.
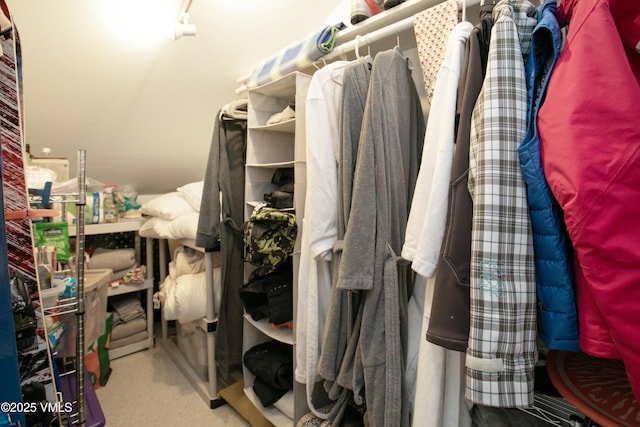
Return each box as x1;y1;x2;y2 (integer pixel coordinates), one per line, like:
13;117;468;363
1;0;639;426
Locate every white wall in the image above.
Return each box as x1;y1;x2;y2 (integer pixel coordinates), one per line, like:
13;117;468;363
6;0;345;194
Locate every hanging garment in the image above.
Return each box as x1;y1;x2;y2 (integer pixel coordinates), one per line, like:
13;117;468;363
406;21;473;427
517;0;579;353
295;60;349;417
413;0;460;105
537;0;640;400
466;0;537;408
403;19;474;277
314;57;373;426
427;3;495;353
195;108;247;379
335;48;425;427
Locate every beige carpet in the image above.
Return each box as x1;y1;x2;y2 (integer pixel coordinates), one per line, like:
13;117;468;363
95;343;249;426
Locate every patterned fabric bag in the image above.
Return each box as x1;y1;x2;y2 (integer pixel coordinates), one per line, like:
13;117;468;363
244;203;297;275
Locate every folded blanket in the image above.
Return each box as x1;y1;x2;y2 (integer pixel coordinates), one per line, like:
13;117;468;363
155;267;222;324
111;316;147;341
110;330;148;349
110;294;145;323
247;23;345;88
89;248;136;271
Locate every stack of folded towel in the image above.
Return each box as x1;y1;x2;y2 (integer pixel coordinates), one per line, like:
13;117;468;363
109;294;147;350
89;247;137;280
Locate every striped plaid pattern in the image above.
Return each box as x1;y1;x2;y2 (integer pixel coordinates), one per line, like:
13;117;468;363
466;0;537;408
1;34;36;282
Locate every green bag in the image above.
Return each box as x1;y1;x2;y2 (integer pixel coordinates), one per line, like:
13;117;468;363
33;222;70;262
86;312;113;389
244;204;297;275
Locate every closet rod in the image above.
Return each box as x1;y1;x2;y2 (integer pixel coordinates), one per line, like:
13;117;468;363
324;0;480;61
323;15;414;61
236;0;452;86
235;0;481;93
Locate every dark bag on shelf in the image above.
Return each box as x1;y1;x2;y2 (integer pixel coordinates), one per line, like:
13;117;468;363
264;168;295;209
243;340;293;407
244;204;297;274
239;259;293;325
271;168;294;186
264;190;294;209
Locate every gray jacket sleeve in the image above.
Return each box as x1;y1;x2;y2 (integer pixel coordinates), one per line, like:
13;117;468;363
195;112;222;249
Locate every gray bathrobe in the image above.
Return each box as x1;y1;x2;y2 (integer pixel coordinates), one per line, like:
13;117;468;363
320;49;425;427
195;104;247;379
317;57;371;422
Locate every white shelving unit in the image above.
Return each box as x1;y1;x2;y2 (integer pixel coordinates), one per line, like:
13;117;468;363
70;218;155;359
243;71;311;426
157;238;225;409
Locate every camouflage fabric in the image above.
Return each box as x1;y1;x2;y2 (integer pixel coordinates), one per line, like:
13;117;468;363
244;204;297;274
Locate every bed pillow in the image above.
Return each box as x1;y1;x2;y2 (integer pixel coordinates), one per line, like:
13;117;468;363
177;181;204;212
140;192;195;220
138;217;170;239
166;212;200;241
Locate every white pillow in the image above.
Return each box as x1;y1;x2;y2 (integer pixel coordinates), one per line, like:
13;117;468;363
177;181;204;212
166;212;200;241
140;192;195;220
138;217;170;239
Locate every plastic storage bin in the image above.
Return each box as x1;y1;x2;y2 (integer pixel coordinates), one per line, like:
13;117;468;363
59;369;105;427
176;320;208;380
40;275;67;309
55;269;112;357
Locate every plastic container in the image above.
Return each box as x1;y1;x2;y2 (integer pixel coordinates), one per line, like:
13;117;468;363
40;275;67;309
54;269;112;357
176;320;208;381
37;245;53;289
59;369;105;427
102;185;118;223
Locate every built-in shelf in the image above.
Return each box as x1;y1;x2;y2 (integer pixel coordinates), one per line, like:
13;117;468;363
68;218;146;236
243;313;294;346
243;386;293;425
107;278;152;297
249;118;296;134
243;71;311;425
246;201;294;212
246;161;295;168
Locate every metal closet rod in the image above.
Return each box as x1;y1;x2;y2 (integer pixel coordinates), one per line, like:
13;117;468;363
324;0;481;61
235;0;482;93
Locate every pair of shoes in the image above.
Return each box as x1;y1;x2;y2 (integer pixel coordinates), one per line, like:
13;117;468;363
266;105;295;125
350;0;384;25
383;0;405;9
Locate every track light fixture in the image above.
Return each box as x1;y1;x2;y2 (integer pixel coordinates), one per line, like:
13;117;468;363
174;0;196;40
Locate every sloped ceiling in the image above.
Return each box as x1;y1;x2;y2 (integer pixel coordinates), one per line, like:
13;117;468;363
5;0;344;194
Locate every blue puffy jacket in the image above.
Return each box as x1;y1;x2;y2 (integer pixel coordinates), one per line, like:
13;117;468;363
518;0;579;352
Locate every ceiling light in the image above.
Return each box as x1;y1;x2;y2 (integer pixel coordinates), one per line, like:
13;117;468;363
174;11;196;39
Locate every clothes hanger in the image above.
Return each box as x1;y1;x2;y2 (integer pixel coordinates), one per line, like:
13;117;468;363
394;32;404;56
5;209;60;221
365;44;373;67
312;57;329;71
355;35;362;60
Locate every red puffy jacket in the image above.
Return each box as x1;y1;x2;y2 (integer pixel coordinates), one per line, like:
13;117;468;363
537;0;640;400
